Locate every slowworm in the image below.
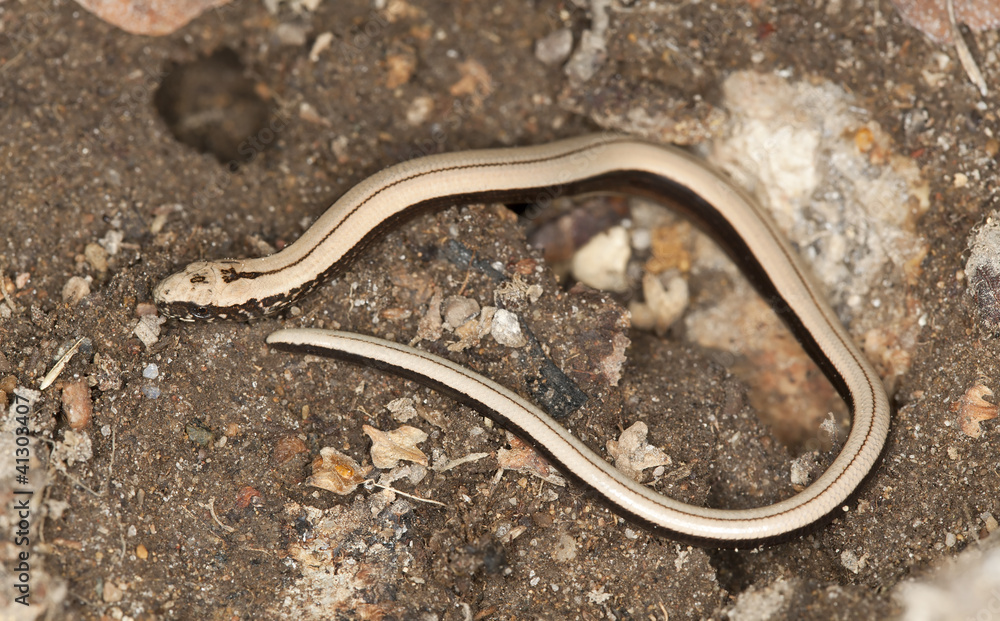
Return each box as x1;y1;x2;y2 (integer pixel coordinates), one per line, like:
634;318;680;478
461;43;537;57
154;133;890;543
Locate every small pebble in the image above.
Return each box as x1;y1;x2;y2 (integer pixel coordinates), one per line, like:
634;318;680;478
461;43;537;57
136;544;148;560
385;49;417;88
0;375;17;393
99;230;124;255
135;302;158;317
564;29;606;84
142;363;159;379
535;28;574;66
552;533;577;562
74;0;234;36
186;425;213;446
572;226;631;293
102;580;123;603
61;380;93;430
299;102;330;127
309;32;333;62
61;276;91;305
84;243;109;273
982;512;998;533
133;315;166;349
331;135;350;162
149;212;168;235
629;273;689;334
141;385;161;399
491;309;527;348
442;296;480;330
406;96;435;126
276;22;308;46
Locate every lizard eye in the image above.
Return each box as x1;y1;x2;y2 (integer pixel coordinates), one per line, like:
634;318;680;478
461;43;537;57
192;306;211;319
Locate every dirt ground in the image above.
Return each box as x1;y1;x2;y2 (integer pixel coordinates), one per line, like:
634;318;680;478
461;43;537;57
2;0;999;619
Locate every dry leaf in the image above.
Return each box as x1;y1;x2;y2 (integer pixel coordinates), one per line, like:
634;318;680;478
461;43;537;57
449;59;492;101
274;436;309;465
410;288;443;346
384;48;417;88
307;447;368;495
497;433;566;486
952;384;999;438
363;424;428;468
386;397;418;423
235;486;261;509
605;421;671;482
447;306;495;352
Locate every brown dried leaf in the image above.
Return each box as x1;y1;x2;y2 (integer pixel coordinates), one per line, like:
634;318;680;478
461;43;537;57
449;60;492;101
386;397;418;423
447;307;495;352
410;288;443;346
952;384;999;438
307;448;367;495
235;486;261;509
273;436;309;465
363;424;428;469
497;433;566;486
384;49;417;88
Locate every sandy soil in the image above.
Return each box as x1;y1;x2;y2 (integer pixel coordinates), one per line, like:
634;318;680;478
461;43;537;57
1;0;999;619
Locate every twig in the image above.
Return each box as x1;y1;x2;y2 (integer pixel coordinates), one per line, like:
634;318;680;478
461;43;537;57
455;250;477;296
0;261;17;314
200;497;236;533
364;479;446;507
180;505;225;543
39;337;86;390
947;0;988;96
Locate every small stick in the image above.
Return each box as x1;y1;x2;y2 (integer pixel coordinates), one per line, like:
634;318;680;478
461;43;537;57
39;337;86;390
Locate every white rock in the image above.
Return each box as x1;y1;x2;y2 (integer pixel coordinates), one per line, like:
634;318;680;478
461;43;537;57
490;309;526;348
572;226;631;293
